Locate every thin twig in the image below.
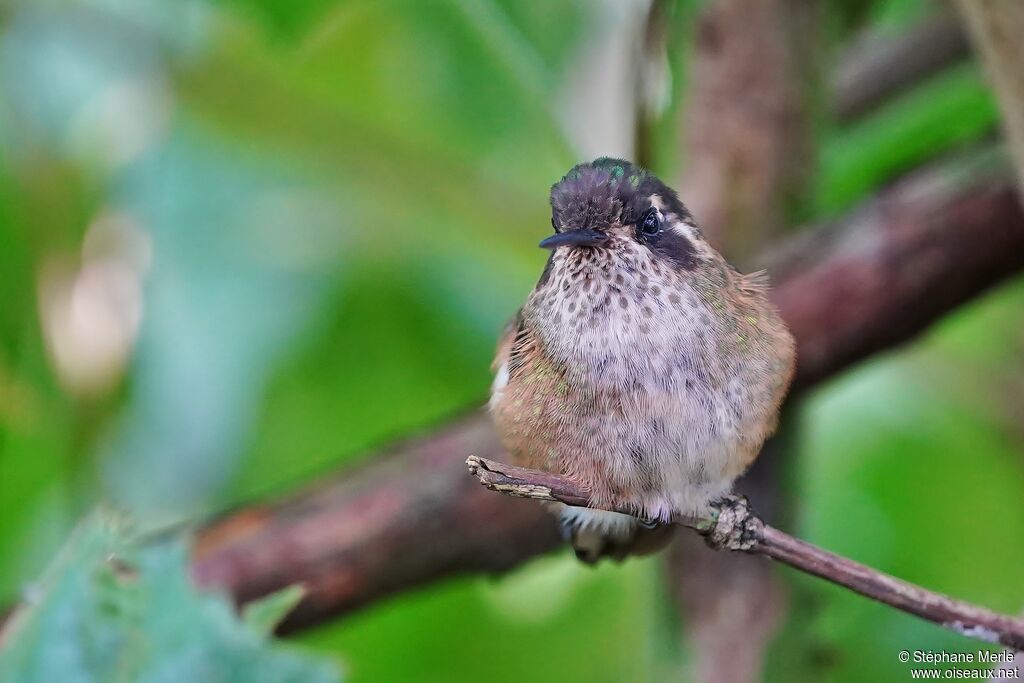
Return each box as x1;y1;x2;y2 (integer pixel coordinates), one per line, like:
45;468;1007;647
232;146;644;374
466;455;1024;651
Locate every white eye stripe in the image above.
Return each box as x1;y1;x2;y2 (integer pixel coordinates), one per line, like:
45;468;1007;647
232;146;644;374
672;219;697;240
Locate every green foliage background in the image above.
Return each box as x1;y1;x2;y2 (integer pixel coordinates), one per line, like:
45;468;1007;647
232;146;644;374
0;515;341;683
0;0;1021;681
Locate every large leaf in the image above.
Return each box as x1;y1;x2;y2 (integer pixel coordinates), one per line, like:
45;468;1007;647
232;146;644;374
816;64;997;217
0;514;341;683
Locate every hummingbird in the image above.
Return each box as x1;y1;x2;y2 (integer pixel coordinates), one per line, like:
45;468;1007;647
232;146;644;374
489;158;795;563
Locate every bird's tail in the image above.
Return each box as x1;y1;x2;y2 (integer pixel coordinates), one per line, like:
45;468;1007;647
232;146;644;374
554;505;675;564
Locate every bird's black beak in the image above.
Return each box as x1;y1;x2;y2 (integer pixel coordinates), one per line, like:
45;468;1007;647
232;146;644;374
539;228;608;250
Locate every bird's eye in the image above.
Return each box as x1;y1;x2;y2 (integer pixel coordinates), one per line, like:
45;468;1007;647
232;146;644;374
638;209;661;239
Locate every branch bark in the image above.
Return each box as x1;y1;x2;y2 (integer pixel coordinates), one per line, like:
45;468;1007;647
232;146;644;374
188;159;1024;634
466;456;1024;650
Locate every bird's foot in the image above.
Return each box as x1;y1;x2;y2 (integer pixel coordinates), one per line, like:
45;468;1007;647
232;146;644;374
636;515;661;530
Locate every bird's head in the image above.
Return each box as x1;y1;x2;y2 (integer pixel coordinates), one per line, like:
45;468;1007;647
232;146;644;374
541;157;705;272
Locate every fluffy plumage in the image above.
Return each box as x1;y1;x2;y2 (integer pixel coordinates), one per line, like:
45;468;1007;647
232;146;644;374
490;159;795;563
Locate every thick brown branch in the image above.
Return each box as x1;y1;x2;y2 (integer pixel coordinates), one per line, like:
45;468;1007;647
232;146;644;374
771;159;1024;393
192;414;561;630
189;160;1024;634
467;456;1024;650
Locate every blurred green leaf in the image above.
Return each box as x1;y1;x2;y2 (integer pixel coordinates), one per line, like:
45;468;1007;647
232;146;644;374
303;554;663;683
816;63;997;217
243;585;307;638
0;513;341;683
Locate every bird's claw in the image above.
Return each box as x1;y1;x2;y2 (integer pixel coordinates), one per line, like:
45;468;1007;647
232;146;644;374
636;516;660;530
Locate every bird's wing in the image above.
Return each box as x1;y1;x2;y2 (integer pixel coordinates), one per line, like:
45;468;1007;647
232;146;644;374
492;310;521;371
492;309;537;379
